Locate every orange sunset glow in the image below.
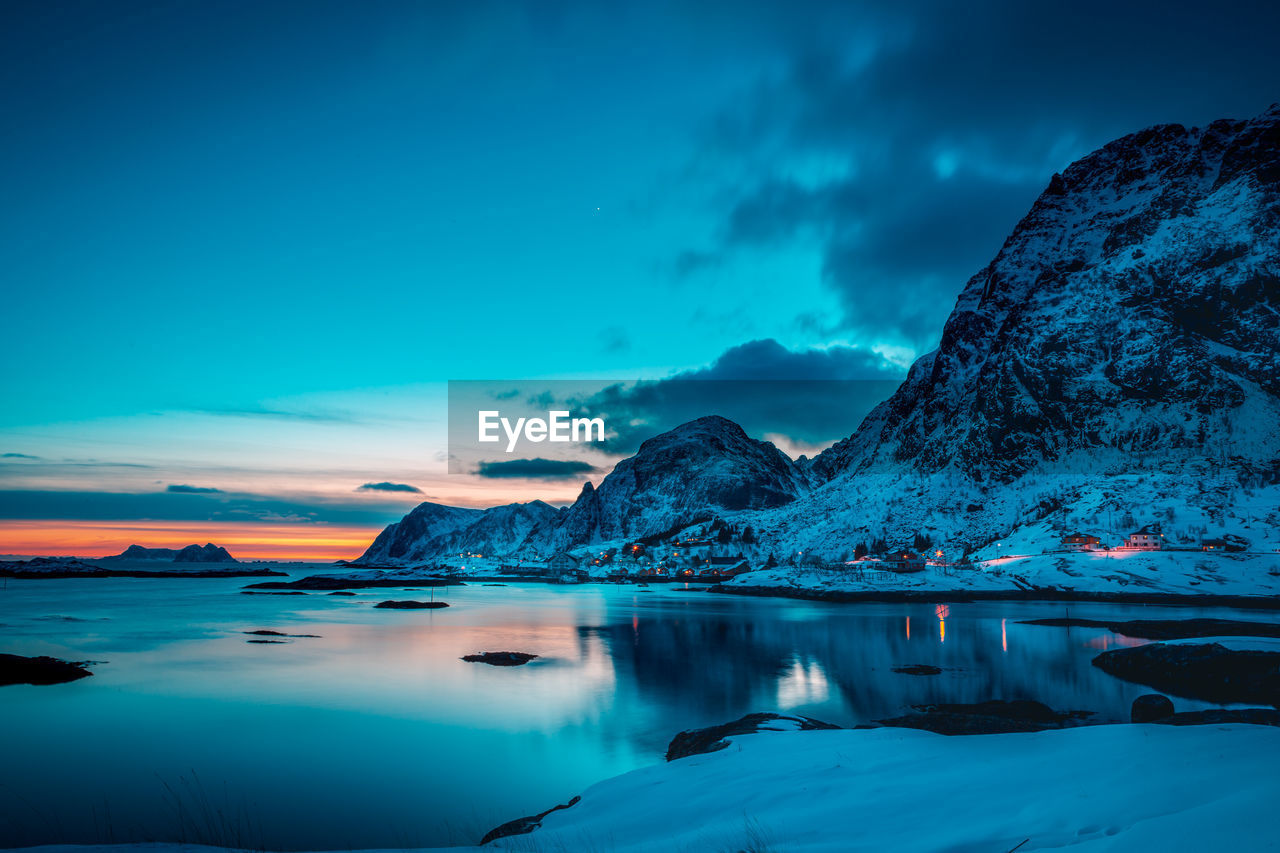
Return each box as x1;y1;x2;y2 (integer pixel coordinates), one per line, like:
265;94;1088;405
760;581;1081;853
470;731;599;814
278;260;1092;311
0;520;381;562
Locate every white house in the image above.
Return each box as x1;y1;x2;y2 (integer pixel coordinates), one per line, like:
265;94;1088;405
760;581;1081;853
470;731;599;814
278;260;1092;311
547;552;579;576
1125;523;1164;550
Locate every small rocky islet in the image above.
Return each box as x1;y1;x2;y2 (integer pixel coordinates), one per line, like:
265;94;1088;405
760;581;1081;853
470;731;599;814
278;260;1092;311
0;653;94;686
373;599;449;609
461;651;538;666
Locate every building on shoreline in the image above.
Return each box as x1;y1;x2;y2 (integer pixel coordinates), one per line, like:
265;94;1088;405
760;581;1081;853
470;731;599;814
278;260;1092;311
547;552;580;578
883;550;926;573
1061;531;1102;551
1125;524;1165;550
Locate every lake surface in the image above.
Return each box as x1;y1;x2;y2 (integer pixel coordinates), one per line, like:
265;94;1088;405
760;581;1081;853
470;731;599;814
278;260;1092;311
1;568;1274;849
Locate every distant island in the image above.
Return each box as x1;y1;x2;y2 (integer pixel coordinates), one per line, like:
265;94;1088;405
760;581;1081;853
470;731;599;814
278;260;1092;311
106;543;238;563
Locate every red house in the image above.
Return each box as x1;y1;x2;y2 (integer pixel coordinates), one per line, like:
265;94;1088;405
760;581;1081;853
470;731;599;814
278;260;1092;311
883;550;926;573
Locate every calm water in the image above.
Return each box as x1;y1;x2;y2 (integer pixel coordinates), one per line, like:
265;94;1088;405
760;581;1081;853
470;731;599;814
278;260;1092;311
1;569;1273;849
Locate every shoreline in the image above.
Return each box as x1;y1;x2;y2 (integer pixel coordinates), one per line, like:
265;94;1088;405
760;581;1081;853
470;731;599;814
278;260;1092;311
707;583;1280;611
0;567;287;579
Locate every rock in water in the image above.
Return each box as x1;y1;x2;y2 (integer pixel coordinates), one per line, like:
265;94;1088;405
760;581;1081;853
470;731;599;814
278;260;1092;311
665;713;842;761
893;664;943;676
461;651;538;666
1132;694;1176;722
0;654;93;686
1094;643;1280;705
373;600;449;609
1157;709;1280;727
877;699;1093;735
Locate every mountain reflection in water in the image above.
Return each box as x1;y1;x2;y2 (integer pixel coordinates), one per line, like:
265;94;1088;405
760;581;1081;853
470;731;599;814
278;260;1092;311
0;572;1271;849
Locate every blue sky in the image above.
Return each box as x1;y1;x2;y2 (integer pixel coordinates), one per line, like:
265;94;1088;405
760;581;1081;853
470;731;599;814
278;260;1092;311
2;0;1278;555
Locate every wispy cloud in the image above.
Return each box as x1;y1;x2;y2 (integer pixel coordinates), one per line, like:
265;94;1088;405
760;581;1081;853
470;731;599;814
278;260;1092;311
2;452;40;459
166;483;223;494
182;405;361;424
357;481;423;494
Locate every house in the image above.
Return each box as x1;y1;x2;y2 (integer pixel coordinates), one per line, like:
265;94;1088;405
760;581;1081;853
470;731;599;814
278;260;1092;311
1201;537;1245;552
1061;531;1102;552
677;538;713;556
701;555;752;577
547;552;578;575
883;550;926;573
1125;523;1164;550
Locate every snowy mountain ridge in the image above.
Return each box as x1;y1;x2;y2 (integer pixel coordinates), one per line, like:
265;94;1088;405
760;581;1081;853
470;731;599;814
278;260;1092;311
359;416;808;564
361;105;1280;568
814;104;1280;482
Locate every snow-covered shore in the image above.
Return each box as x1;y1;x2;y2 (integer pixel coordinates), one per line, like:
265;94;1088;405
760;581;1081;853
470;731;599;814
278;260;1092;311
16;723;1280;852
497;723;1280;852
720;549;1280;601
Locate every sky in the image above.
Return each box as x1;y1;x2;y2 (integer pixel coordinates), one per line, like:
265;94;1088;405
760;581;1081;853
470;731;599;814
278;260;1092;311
2;0;1278;559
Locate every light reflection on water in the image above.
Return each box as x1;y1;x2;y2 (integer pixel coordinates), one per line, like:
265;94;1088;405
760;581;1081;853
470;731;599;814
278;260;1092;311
0;570;1274;849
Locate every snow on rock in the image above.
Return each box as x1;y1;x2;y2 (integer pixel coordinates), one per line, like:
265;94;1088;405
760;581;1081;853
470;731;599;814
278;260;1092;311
548;415;807;550
357;501;556;565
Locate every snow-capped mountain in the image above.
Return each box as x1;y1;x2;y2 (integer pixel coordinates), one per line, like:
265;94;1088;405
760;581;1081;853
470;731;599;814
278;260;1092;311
360;498;577;564
358;416;806;564
360;105;1280;566
764;104;1280;559
547;415;808;550
815;104;1280;483
359;502;483;562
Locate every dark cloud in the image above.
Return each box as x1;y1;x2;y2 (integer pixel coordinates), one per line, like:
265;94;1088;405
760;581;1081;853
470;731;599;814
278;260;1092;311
672;249;722;278
687;338;900;380
598;325;631;355
166;484;223;494
684;0;1280;355
568;338;904;454
357;481;424;493
2;453;40;459
475;458;598;480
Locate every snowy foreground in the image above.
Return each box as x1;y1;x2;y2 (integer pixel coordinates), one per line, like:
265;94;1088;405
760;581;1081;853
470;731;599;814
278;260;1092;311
17;723;1280;853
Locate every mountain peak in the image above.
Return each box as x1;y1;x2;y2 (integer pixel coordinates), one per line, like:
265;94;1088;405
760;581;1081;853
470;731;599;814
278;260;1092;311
817;104;1280;482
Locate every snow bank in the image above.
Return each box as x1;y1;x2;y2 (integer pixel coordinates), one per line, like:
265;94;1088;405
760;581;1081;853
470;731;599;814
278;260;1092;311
497;724;1280;852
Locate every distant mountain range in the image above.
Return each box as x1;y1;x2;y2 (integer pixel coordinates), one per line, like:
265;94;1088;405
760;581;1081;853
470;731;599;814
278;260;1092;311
360;104;1280;564
106;543;238;563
